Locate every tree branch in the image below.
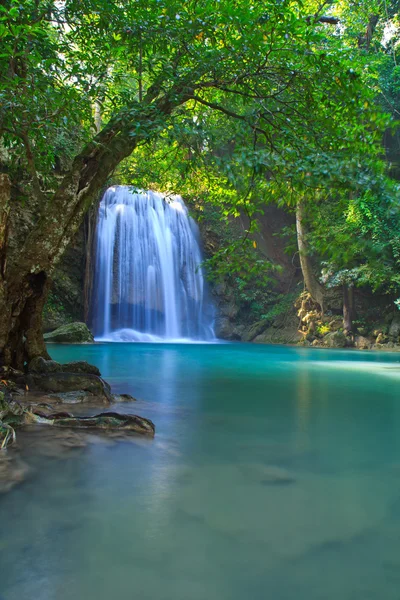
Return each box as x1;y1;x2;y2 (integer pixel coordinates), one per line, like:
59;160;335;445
191;95;268;138
20;132;45;203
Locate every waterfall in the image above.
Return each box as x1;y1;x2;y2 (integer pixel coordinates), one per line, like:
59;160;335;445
92;186;215;342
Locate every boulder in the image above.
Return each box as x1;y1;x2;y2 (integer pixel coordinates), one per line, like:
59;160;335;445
323;331;347;348
354;335;371;350
29;358;101;377
389;315;400;342
27;372;112;403
29;357;63;374
61;361;101;376
214;317;236;340
44;322;94;343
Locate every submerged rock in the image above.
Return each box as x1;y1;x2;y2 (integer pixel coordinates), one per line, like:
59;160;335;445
28;410;155;436
113;393;137;402
239;463;296;485
44;322;94;343
0;452;31;494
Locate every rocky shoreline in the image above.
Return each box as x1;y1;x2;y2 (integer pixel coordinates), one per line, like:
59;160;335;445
0;356;154;495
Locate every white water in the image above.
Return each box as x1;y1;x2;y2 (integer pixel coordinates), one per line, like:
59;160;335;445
92;186;215;341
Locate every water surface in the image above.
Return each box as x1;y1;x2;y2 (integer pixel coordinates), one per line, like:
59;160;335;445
1;343;400;600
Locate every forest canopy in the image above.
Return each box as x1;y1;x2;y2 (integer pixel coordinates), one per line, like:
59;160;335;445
0;0;399;365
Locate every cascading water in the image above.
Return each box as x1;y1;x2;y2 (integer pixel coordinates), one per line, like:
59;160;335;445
91;186;215;342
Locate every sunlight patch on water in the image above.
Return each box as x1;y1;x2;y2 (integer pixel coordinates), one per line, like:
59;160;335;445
311;360;400;379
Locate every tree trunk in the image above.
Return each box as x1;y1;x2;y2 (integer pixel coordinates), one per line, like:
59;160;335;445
296;200;325;311
343;284;355;333
1;83;193;368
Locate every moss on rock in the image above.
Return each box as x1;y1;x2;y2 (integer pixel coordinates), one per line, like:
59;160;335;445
44;322;94;343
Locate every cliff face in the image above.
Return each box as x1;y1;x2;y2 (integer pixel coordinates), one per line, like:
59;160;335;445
197;203;301;341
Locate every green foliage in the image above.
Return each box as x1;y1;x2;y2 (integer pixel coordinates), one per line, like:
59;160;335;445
316;323;330;337
260;291;299;322
1;0;399;315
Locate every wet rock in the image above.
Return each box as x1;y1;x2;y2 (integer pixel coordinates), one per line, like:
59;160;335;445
48;391;98;404
323;331;347;348
113;393;137;402
29;357;63;374
61;361;101;376
43;322;94;343
27;372;112;403
29;410;155;436
354;335;371;350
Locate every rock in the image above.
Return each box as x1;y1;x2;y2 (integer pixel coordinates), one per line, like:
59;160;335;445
373;326;388;337
242;320;269;342
29;410;155;436
214;317;236;340
323;331;347;348
48;391;98;404
61;361;101;376
376;332;388;345
113;393;137;402
28;357;63;374
220;302;239;320
29;358;101;377
389;315;400;342
328;319;342;332
27;372;112;403
44;322;94;343
254;326;302;345
232;324;246;339
354;335;371;350
213;282;227;296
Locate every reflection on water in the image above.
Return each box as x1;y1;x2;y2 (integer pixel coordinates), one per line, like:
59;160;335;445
1;343;400;600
